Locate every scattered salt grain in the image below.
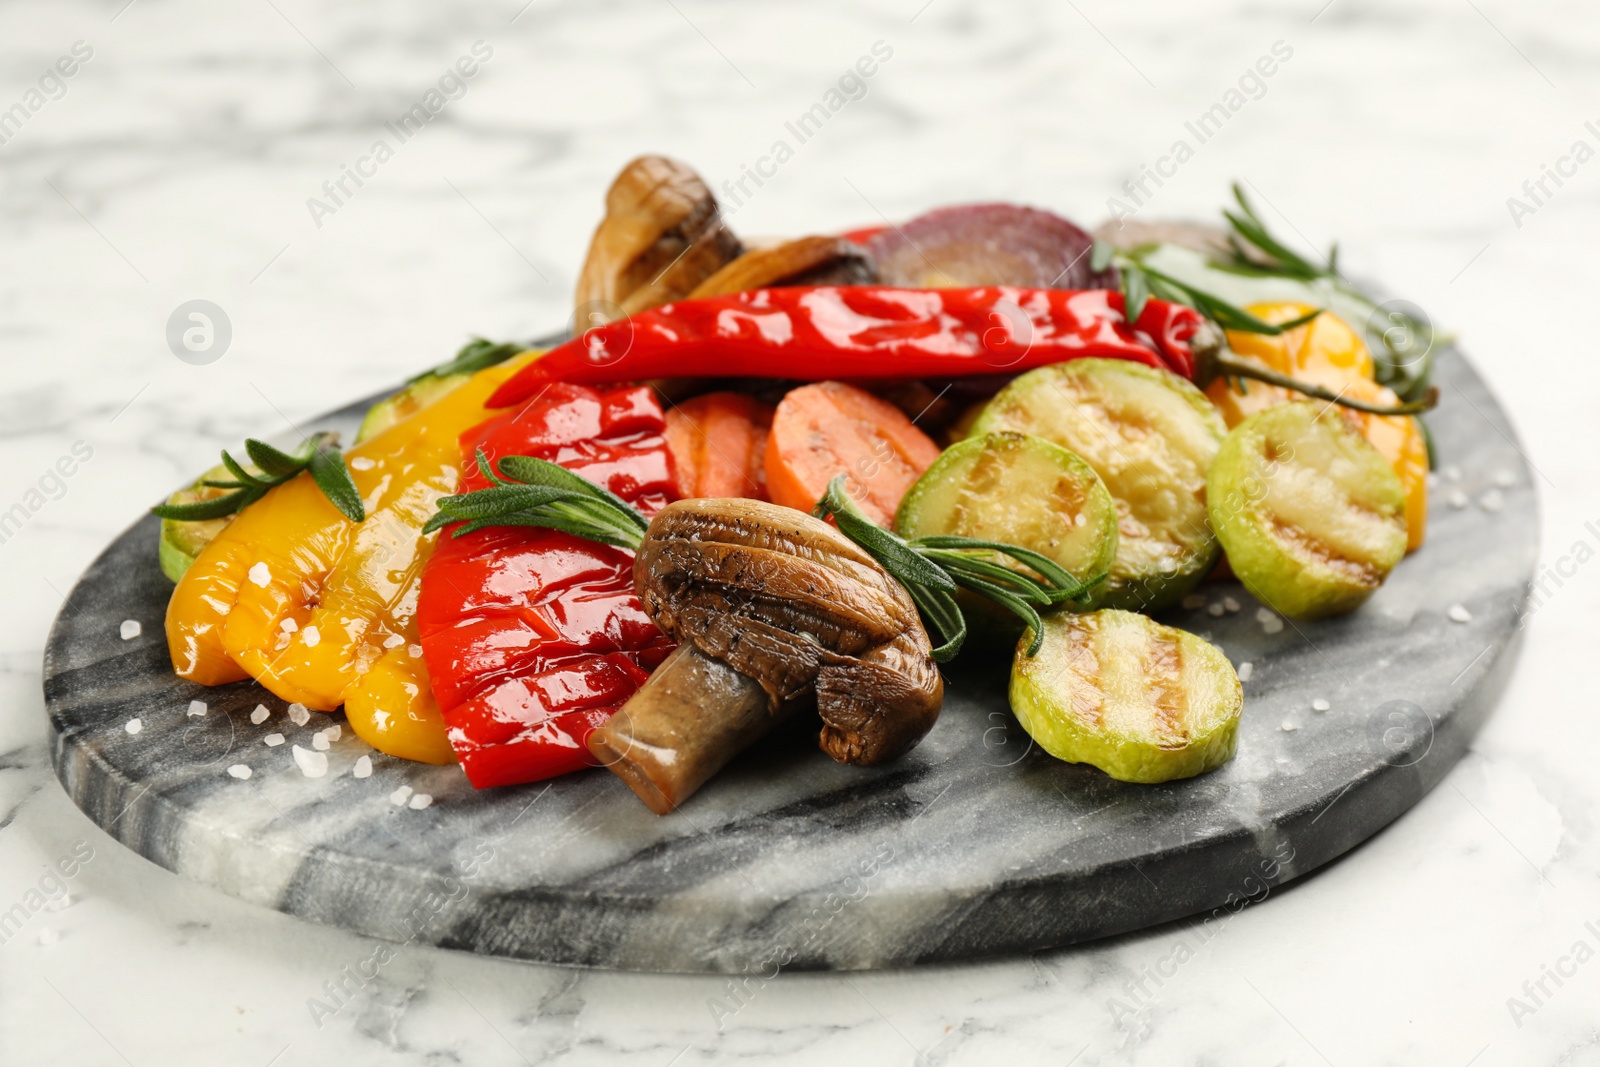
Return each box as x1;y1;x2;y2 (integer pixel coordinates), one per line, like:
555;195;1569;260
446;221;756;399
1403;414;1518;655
288;703;311;726
227;764;252;780
323;725;341;742
301;625;321;648
1222;597;1241;614
353;755;373;779
389;785;413;806
248;562;272;587
124;718;142;735
1280;719;1298;732
1208;603;1225;617
1237;662;1254;682
37;928;58;946
1447;490;1469;509
1074;512;1086;527
1443;465;1462;483
1478;489;1504;513
280;617;298;633
1262;615;1284;635
408;793;433;810
1182;594;1207;610
292;745;328;778
1448;604;1473;623
1312;698;1331;713
250;704;271;725
408;644;423;659
312;733;330;751
1255;607;1275;623
119;620;141;640
45;894;72;913
187;700;207;718
264;733;285;747
350;457;376;471
1493;469;1517;488
382;634;405;649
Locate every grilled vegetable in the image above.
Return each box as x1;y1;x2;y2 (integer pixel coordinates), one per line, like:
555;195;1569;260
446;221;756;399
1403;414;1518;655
686;236;876;297
1208;401;1407;619
865;203;1117;290
894;432;1117;628
157;464;237;583
1010;609;1242;783
970;358;1226;612
664;391;773;499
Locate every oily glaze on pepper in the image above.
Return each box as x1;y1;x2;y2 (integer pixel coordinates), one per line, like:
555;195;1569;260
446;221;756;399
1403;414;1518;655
163;355;536;765
417;383;679;788
1211;302;1428;551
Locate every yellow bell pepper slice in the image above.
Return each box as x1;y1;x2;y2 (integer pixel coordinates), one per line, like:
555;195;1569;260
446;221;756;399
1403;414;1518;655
164;355;535;764
1211;303;1427;552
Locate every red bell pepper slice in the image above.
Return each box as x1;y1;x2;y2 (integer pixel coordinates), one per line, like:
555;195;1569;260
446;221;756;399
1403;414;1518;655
488;286;1206;408
418;382;678;788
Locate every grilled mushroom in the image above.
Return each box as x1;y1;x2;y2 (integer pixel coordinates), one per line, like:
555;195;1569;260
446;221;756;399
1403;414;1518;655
586;498;943;814
575;155;743;323
686;235;877;298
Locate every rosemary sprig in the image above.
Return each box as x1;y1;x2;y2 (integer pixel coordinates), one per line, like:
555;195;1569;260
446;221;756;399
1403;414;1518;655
152;432;365;523
423;457;1101;663
407;337;528;384
812;476;1101;661
422;450;648;549
1094;239;1321;338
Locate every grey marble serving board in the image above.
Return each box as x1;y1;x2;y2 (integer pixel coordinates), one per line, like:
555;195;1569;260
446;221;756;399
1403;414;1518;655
44;345;1535;972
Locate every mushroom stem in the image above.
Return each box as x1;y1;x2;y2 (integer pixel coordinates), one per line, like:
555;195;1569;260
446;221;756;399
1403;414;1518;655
587;644;778;815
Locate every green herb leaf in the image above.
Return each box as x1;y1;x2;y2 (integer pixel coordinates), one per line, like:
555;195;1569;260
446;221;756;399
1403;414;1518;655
307;443;366;523
408;337;528;384
1090;239;1115;274
423;454;649;551
245;438;308;480
152;488;263;521
1123;264;1151;326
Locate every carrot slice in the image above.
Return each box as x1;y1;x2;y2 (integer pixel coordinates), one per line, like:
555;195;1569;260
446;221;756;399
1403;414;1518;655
766;381;942;525
665;392;774;499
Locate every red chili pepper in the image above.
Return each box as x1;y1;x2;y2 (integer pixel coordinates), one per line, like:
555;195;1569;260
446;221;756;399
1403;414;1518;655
488;287;1206;408
417;382;678;789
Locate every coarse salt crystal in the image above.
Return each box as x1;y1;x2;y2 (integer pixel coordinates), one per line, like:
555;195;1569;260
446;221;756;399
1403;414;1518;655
324;725;341;742
264;733;285;747
187;700;207;718
312;733;330;751
292;745;328;778
1493;469;1516;488
45;894;72;912
350;457;376;471
1312;698;1330;712
1223;597;1241;613
301;626;321;648
227;764;252;779
288;703;310;726
124;718;143;735
280;617;298;633
1448;604;1472;623
408;793;433;810
1478;489;1504;513
1280;719;1298;732
37;928;58;946
1238;662;1254;682
1447;490;1469;509
382;634;405;649
389;785;413;806
353;755;373;779
119;620;141;640
1262;617;1284;635
1182;594;1207;610
250;704;271;725
1208;603;1225;617
1256;607;1276;623
248;562;272;587
1443;465;1462;483
408;644;423;659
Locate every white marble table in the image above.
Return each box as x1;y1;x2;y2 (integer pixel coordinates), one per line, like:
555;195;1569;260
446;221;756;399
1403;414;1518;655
2;1;1596;1063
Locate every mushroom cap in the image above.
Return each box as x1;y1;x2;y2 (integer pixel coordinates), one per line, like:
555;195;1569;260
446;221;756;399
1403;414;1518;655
575;155;742;322
686;236;877;299
633;497;943;765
